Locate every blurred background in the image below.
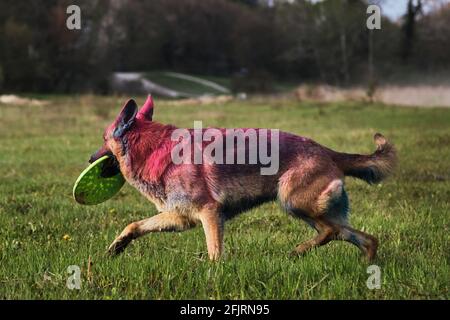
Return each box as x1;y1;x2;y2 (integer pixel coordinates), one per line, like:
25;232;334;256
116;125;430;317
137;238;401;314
0;0;449;106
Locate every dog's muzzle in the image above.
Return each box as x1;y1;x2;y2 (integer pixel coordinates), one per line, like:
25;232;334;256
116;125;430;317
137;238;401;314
89;147;121;178
89;146;112;164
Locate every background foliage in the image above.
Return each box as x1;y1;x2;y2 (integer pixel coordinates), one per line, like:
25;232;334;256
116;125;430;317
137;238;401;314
1;0;449;93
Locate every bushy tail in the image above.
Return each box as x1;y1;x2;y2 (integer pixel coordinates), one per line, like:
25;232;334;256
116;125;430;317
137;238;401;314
331;133;397;184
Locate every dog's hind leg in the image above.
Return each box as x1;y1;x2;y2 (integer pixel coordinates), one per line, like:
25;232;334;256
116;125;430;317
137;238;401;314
279;168;347;256
294;180;378;260
292;218;338;255
335;225;379;261
301;185;378;260
292;221;378;261
107;211;196;256
320;182;379;260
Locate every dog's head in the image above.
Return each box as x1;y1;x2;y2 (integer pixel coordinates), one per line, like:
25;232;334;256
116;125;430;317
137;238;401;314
89;95;154;175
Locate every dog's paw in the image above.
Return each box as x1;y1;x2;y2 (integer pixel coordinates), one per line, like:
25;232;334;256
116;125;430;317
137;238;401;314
290;244;311;257
107;235;133;256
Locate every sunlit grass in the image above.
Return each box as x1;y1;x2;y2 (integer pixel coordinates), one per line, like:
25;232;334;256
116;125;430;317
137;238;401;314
0;96;448;299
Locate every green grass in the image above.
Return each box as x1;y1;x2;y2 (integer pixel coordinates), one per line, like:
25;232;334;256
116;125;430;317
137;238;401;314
0;95;449;299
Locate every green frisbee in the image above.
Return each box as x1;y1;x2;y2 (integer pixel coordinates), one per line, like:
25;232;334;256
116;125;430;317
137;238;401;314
73;155;125;205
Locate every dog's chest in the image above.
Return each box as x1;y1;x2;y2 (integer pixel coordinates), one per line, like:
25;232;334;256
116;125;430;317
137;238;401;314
130;178;167;210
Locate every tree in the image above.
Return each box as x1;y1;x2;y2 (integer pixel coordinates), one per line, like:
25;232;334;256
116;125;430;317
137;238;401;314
401;0;422;62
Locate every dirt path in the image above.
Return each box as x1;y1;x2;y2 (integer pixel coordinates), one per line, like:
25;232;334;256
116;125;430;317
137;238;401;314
295;84;450;108
112;72;227;98
112;72;197;98
164;72;230;94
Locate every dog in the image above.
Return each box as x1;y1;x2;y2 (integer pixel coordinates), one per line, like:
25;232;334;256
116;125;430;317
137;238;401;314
89;96;396;261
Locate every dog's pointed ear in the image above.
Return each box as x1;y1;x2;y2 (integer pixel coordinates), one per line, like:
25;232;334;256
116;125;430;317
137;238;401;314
113;99;138;138
137;94;154;121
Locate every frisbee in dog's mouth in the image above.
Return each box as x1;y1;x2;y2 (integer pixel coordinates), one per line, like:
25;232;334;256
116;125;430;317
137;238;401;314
73;155;125;205
100;155;121;178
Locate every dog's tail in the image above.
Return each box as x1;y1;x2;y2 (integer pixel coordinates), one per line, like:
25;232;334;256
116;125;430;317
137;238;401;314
330;133;397;184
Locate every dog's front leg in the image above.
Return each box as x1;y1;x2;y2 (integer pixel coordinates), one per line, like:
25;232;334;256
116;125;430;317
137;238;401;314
198;209;224;261
107;211;196;256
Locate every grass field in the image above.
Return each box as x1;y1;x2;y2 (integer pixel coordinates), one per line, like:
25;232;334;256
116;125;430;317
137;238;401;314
0;95;449;299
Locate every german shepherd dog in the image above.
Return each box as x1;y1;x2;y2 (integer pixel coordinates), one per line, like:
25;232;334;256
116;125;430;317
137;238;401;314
90;96;396;261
